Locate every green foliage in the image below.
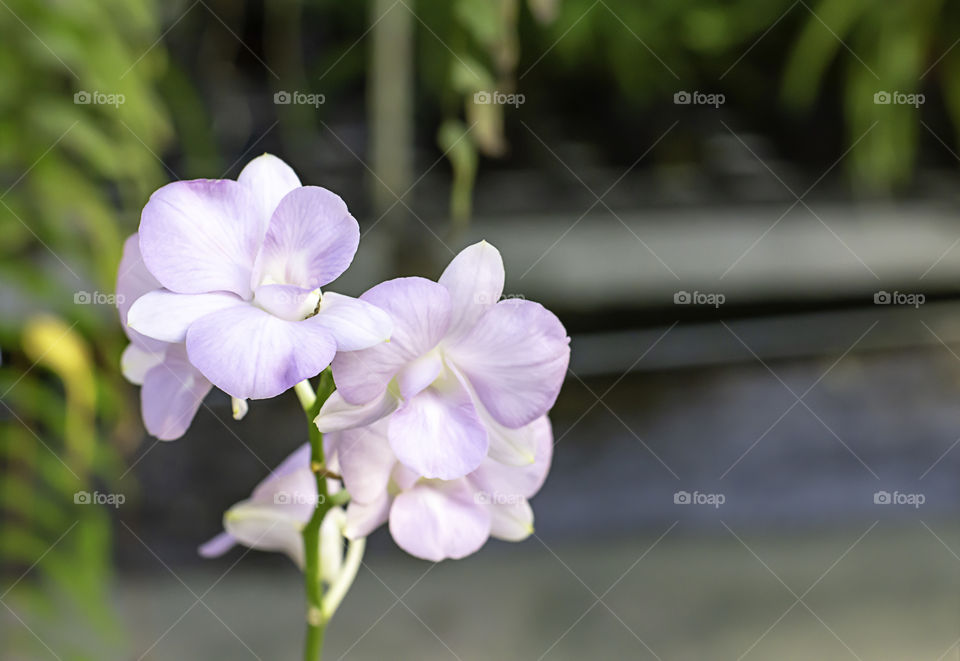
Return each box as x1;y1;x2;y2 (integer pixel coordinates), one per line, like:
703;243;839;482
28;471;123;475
0;0;172;657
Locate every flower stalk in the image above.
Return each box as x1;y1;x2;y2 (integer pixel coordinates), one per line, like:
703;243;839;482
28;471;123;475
298;371;336;661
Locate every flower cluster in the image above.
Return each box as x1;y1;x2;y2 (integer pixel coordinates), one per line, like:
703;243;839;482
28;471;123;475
117;154;570;563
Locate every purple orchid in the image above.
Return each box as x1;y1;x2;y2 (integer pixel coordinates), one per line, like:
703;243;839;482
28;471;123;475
314;241;569;480
117;233;212;440
325;415;553;561
199;443;345;571
126;154;392;400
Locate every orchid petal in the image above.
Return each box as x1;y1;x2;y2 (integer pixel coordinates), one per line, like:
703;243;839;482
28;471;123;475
127;290;245;343
396;352;443;400
121;343;163;386
185;303;337;400
488;497;534;541
139;179;266;298
140;346;212;441
314;389;398;433
252;284;319;321
448;299;569;428
332;277;450;404
237;153;301;221
336;419;396;503
344;492;391;539
438;241;504;341
116;233;166;353
198;532;237;558
223;500;308;568
388;380;488;480
470;416;553;499
252;186;359;290
312;292;393;351
389;482;490;561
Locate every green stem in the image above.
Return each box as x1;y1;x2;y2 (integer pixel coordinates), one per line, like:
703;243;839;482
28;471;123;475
298;371;336;661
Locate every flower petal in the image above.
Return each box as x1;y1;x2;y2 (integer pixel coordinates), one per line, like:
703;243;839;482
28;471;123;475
139;179;266;298
199;532;237;558
396;352;443;400
127;290;246;343
117;233;166;353
388;380;488;480
185;303;337;400
237;153;301;221
335;418;396;503
438;241;504;341
252;443;313;498
470;416;553;499
345;492;391;539
312;292;393;351
389;482;490;561
448;299;569;428
488;497;534;542
331;277;451;404
252;284;319;321
314;389;398;433
223;500;308;568
252;186;359;290
121;343;163;386
140;345;212;440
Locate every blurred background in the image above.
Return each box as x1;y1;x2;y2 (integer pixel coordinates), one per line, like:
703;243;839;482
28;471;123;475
2;0;960;658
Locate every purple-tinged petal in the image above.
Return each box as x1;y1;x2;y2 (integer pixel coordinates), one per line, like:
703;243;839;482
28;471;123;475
252;284;319;321
345;492;391;539
140;345;212;440
198;532;237;558
139;179;266;298
391;462;420;491
185;304;337;400
396;352;443;400
117;233;166;353
389;482;490;561
388;380;488;480
253;443;312;494
314;389;398;433
488;497;534;541
438;241;504;342
332;277;451;404
335;418;396;503
252;186;359;290
470;416;553;499
448;299;569;428
237;153;301;221
121;343;163;386
312;292;393;351
128;290;246;343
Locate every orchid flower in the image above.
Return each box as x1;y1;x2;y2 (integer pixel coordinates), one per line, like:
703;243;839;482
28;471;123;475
199;443;345;576
325;415;553;561
314;241;569;481
126;154;393;400
117;233;212;440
